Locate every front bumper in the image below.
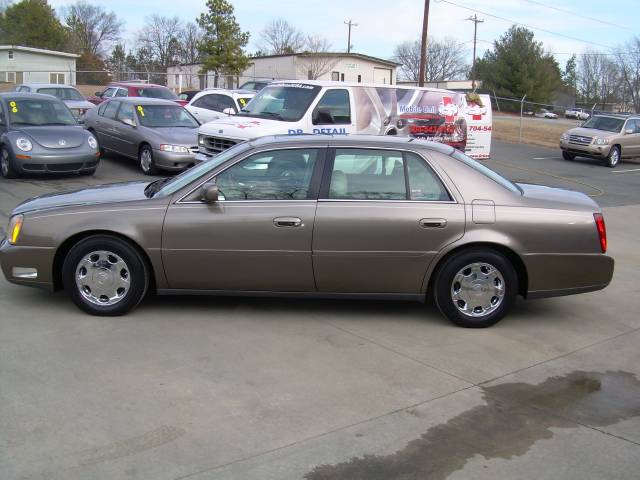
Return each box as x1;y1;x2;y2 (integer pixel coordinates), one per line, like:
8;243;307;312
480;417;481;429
152;150;196;171
560;140;612;158
13;151;100;174
0;238;55;290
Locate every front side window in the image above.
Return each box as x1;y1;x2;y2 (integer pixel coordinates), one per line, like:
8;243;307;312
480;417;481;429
117;103;135;123
136;104;198;128
6;98;76;126
115;88;128;97
101;100;120;120
102;87;117;98
328;149;406;200
624;119;639;134
216;149;319;200
313;89;351;125
236;84;321;122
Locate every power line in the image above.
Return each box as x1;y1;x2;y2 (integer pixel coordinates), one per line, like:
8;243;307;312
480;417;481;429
470;38;639;57
435;0;617;51
520;0;634;31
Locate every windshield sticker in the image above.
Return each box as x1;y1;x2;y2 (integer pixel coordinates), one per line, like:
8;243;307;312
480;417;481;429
9;101;18;113
136;105;145;117
238;98;248;107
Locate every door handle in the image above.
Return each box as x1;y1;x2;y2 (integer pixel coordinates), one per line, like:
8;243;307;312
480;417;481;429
419;218;447;228
273;217;303;227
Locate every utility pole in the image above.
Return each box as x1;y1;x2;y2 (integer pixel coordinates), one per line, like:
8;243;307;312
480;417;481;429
467;14;484;90
418;0;430;87
344;19;358;53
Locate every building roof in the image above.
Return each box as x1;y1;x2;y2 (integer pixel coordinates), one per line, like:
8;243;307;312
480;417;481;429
0;45;79;58
249;52;400;67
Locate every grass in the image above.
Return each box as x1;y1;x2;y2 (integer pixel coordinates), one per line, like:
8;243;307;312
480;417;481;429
492;114;571;149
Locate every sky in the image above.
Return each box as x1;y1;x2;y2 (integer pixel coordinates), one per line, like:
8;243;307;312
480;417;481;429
47;0;640;68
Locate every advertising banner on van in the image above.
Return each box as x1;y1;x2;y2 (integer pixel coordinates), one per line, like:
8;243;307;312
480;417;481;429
351;87;492;159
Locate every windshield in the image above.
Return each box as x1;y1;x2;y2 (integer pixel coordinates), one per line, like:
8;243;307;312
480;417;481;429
451;150;521;194
136;104;198;128
154;142;252;197
581;116;625;133
236;84;320;122
6;98;77;126
37;87;84;101
136;87;178;100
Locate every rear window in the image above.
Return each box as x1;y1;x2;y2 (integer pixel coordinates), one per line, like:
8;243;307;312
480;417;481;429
451;150;521;194
135;87;177;100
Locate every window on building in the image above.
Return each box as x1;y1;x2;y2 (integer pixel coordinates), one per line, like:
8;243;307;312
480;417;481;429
6;72;16;83
8;51;14;60
307;70;313;80
49;73;65;84
357;75;362;83
340;73;345;81
331;71;339;81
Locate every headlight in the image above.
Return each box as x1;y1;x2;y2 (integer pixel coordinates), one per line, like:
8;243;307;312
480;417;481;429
594;137;609;145
7;214;23;245
87;135;98;149
198;135;205;145
160;144;189;153
16;137;32;152
560;133;569;141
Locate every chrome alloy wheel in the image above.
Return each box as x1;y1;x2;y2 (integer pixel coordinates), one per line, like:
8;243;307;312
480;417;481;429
451;262;505;317
609;148;619;166
1;149;9;177
140;148;152;173
75;250;131;306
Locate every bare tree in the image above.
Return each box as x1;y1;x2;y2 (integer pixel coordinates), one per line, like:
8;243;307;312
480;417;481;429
137;15;183;69
178;22;202;64
297;34;338;79
394;38;469;82
578;50;622;109
617;37;640;112
259;18;305;55
63;1;123;56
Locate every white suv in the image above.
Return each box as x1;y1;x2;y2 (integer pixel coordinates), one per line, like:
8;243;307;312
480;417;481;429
565;108;590;120
186;89;255;124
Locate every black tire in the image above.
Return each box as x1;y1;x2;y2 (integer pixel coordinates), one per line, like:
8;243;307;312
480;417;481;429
605;146;620;168
139;144;159;175
0;146;18;179
433;248;518;328
562;151;575;161
62;235;149;316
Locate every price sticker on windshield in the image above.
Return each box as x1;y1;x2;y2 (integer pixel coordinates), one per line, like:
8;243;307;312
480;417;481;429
238;98;247;107
136;105;145;117
9;101;18;113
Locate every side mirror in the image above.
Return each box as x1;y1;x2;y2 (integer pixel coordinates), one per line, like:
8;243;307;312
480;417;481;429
625;129;634;135
201;183;219;203
312;108;334;125
121;118;136;127
95;91;103;97
222;107;235;116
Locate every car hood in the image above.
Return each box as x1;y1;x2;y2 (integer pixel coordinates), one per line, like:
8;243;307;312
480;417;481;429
517;183;599;212
18;125;87;149
13;181;151;215
199;116;289;139
151;127;198;146
565;126;617;138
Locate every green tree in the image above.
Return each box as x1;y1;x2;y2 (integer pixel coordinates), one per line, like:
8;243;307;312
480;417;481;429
475;26;562;105
0;0;68;51
563;54;578;96
197;0;250;87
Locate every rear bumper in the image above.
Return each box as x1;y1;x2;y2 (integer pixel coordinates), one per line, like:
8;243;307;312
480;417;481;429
524;253;614;299
152;150;196;171
0;239;55;290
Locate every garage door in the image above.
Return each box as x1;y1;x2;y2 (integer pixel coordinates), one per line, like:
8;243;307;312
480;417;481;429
373;68;392;85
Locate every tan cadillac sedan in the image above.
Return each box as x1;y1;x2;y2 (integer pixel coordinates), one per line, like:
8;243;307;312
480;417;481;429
0;136;613;328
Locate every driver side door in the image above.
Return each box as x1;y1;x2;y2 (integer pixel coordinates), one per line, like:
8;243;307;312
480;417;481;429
162;147;325;291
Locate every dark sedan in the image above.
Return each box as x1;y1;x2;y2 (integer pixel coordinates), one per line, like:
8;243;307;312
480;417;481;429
0;92;100;178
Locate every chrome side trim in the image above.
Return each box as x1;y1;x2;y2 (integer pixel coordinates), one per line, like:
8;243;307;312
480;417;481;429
156;289;425;302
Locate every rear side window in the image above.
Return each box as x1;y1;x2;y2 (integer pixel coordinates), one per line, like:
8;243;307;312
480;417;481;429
115;88;128;97
313;89;351;125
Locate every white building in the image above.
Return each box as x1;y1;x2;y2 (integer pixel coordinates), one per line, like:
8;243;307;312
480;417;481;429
167;52;399;91
0;46;79;86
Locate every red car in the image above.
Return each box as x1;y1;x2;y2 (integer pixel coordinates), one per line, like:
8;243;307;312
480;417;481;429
87;82;187;106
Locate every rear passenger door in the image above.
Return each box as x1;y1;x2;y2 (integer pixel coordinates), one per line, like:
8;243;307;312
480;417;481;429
312;148;465;294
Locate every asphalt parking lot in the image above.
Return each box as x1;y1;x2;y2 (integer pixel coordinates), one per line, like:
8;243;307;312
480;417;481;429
1;141;639;480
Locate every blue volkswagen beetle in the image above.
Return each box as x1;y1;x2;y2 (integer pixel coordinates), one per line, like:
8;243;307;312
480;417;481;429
0;92;100;178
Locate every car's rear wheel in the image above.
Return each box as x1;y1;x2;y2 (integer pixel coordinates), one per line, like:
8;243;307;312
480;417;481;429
433;248;517;328
605;146;620;168
562;151;575;161
62;235;149;316
139;145;159;175
0;147;18;179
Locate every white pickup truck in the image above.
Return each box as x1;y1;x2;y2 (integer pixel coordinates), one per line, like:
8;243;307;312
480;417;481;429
565;108;590;120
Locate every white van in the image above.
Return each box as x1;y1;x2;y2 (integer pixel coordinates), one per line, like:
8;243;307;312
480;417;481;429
195;80;492;161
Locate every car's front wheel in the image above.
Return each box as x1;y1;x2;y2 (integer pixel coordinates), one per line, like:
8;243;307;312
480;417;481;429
562;151;575;161
62;235;149;316
433;248;518;328
0;146;18;179
139;145;159;175
605;146;620;168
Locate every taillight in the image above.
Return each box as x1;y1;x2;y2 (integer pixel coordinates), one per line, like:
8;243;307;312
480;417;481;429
594;213;607;253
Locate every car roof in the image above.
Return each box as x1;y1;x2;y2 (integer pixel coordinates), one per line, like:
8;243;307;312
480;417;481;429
18;83;79;89
248;134;456;155
0;91;61;100
109;82;167;88
110;97;180;106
